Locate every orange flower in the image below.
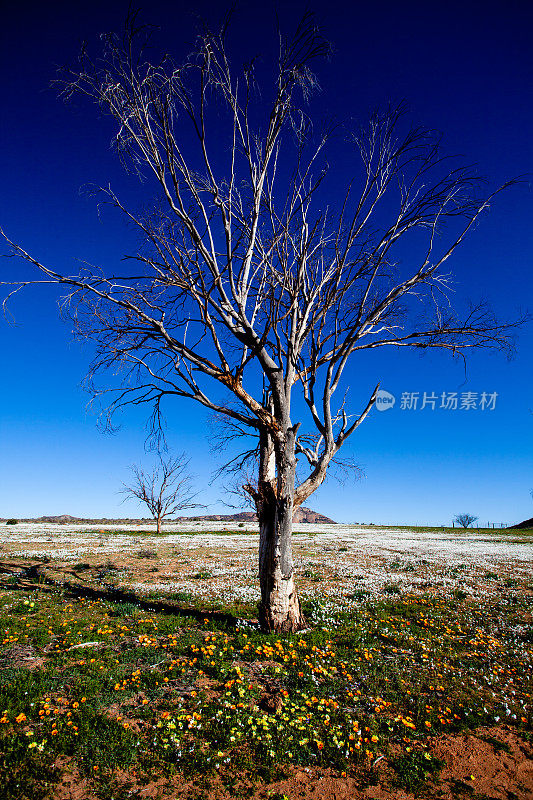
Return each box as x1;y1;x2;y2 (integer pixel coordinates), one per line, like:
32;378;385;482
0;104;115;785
15;713;27;723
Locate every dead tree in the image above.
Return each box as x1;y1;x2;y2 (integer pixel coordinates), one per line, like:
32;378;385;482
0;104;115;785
121;453;199;534
1;15;524;631
454;513;479;529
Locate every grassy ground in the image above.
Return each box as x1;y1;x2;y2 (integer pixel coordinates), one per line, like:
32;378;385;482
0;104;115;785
0;572;531;799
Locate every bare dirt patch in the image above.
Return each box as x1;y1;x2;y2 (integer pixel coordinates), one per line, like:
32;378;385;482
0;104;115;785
431;726;533;799
0;644;45;670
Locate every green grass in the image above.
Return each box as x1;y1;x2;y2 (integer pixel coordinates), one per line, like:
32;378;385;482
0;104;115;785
0;584;531;798
390;750;444;791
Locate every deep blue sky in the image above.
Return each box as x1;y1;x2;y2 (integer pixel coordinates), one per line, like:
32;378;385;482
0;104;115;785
1;0;531;524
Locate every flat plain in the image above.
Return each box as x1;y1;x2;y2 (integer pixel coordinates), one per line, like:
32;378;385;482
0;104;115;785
0;522;531;800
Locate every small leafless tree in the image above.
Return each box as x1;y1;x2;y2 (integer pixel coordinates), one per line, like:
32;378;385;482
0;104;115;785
1;15;525;630
454;513;479;528
121;453;199;534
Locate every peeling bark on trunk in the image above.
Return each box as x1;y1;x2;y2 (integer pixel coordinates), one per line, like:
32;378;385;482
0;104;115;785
257;496;304;632
256;425;305;632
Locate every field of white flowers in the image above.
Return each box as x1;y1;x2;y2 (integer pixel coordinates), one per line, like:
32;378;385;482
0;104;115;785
2;521;532;607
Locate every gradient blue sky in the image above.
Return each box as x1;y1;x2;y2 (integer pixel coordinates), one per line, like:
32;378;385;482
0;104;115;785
1;0;531;524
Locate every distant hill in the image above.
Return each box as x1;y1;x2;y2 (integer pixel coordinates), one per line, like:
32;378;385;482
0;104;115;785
182;507;336;524
6;506;336;525
507;517;533;530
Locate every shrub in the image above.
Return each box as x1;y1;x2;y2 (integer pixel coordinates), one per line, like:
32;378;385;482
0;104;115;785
303;567;321;581
391;751;443;791
192;569;213;579
383;582;401;594
6;519;18;525
137;549;157;559
349;589;370;600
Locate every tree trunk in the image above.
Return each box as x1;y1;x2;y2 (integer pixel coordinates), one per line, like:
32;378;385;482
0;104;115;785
256;426;305;632
156;515;162;535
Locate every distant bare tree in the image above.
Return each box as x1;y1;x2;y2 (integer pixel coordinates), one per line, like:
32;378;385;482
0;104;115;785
1;14;525;630
121;454;199;534
454;513;479;528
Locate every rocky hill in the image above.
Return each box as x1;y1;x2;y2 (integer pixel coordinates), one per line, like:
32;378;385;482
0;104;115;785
293;507;336;524
507;517;533;530
180;507;336;524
